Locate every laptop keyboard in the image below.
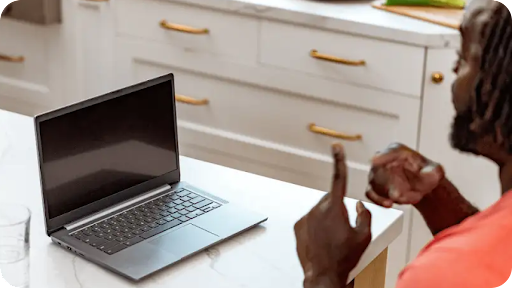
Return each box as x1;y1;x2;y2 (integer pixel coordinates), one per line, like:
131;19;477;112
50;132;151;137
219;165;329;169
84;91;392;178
70;189;222;255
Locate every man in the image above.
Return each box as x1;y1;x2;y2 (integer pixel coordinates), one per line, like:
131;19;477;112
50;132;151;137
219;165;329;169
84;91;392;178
294;1;512;287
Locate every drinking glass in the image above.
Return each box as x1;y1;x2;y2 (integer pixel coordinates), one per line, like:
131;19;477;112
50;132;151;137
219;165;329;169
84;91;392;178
0;204;31;288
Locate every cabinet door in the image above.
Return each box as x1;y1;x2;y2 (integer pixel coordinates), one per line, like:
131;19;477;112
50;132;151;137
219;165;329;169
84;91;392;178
0;19;54;115
72;0;115;100
411;49;501;259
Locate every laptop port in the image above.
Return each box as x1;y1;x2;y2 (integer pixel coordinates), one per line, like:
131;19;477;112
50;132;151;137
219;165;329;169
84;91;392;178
67;247;72;251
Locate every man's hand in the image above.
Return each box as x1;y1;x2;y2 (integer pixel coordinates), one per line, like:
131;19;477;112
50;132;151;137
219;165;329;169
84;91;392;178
367;143;478;235
366;143;445;208
294;144;372;288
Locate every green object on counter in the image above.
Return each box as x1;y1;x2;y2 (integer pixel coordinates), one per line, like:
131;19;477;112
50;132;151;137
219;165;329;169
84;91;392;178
385;0;465;8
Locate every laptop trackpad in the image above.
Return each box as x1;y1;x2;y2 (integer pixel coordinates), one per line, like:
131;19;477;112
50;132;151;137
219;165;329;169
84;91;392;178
149;224;220;258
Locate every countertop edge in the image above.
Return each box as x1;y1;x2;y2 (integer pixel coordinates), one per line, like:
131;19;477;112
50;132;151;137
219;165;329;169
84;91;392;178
349;208;404;282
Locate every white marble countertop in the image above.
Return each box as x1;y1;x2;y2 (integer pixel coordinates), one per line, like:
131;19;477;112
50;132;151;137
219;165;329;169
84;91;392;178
0;109;403;287
169;0;461;48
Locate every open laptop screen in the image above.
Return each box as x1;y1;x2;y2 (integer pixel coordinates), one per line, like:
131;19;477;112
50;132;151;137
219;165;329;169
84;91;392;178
39;79;177;220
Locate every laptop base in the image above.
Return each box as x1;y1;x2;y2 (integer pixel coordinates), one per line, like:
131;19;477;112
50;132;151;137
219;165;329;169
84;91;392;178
52;182;268;281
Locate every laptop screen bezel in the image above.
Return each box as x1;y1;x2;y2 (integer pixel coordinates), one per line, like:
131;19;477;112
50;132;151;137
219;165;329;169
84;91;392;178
34;73;181;236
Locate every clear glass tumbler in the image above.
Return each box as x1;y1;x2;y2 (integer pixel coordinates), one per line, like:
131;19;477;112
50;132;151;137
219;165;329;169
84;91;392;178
0;204;30;288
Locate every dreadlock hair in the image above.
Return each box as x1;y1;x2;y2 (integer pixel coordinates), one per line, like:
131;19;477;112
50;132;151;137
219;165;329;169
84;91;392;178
470;2;512;152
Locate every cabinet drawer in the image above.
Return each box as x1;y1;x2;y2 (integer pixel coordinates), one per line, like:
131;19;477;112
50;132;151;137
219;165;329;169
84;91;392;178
0;19;48;88
259;21;424;96
171;68;420;166
116;0;259;65
178;127;369;200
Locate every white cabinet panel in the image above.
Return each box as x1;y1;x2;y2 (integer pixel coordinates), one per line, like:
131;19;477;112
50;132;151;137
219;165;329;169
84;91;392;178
116;0;259;66
73;0;115;100
260;20;425;97
0;19;51;111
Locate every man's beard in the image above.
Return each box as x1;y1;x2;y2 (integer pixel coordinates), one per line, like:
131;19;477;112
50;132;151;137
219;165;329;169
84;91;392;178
450;108;480;155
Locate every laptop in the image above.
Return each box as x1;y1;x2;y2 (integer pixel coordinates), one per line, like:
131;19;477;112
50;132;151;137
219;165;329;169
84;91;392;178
34;73;268;281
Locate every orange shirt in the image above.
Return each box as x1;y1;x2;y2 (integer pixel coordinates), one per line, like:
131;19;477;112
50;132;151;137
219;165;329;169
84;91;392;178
396;192;512;288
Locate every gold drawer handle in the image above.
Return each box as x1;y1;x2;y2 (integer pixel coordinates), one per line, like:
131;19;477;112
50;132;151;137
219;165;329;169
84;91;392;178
160;20;209;34
0;54;25;63
310;50;366;66
308;123;362;141
176;94;209;105
431;72;444;84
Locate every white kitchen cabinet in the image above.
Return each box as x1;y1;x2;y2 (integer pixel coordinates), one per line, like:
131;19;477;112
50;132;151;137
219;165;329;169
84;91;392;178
259;20;424;97
114;37;420;193
116;0;259;66
71;0;115;100
411;48;501;260
0;0;115;113
0;19;54;115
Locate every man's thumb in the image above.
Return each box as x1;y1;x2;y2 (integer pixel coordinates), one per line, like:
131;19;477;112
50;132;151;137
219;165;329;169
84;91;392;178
355;201;372;235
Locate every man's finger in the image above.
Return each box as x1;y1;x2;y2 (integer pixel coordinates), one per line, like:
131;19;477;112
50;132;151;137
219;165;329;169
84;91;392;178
365;189;393;208
369;168;390;196
397;191;424;205
371;151;401;167
387;167;413;202
383;169;424;204
403;156;426;174
294;217;309;269
372;143;416;167
331;143;348;200
355;201;372;235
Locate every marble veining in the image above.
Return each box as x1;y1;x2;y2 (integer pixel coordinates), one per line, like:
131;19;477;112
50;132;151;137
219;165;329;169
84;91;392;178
72;257;84;288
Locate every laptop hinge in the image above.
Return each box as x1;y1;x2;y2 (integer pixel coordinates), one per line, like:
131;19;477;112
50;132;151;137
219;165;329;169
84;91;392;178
64;184;172;231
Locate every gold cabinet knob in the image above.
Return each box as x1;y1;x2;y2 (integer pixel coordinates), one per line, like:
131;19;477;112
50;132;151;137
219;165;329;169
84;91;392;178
431;72;444;84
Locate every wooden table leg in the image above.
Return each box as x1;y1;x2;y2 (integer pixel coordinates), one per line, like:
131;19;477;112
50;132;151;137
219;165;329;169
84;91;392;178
354;248;388;288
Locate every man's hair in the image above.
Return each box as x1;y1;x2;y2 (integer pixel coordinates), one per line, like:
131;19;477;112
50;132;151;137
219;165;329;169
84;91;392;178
470;3;512;152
